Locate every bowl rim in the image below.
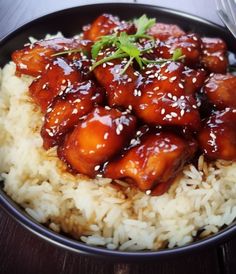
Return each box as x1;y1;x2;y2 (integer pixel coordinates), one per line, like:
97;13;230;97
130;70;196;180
0;2;228;44
0;2;235;260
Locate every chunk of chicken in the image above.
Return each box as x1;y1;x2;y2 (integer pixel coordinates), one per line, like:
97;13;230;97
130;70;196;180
104;132;197;194
153;34;202;66
41;81;104;149
134;62;201;130
198;108;236;160
148;23;185;41
203;73;236;109
58;107;137;177
12;37;92;76
93;47;141;108
83;14;134;41
29;57;81;112
200;37;228;73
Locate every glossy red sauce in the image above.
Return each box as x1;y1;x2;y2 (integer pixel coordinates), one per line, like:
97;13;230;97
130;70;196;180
12;13;236;195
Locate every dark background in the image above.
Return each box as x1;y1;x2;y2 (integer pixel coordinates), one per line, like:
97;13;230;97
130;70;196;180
0;0;236;273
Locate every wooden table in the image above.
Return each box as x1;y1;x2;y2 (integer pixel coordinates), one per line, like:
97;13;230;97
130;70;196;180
0;1;235;273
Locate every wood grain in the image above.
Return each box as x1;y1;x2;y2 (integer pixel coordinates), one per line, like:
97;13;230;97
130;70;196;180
0;1;235;273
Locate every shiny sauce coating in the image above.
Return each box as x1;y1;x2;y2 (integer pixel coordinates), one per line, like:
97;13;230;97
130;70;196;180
12;13;236;195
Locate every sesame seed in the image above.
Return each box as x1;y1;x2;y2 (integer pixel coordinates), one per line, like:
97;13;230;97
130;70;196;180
72;109;78;114
171;112;177;117
116;124;123;135
179;83;184;89
118;124;123;131
146;190;151;195
210;132;216;139
180;109;185;116
169;76;177;83
161;108;166;115
94;165;100;171
172;95;177;101
167;93;173;99
74;98;81;103
172;102;178;107
104;132;109;140
42;83;47;90
102;63;107;68
165;114;172;119
154;86;160;91
130;138;140;146
192;77;197;84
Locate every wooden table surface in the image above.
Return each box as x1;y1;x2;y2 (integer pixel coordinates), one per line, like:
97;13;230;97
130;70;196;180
0;1;236;273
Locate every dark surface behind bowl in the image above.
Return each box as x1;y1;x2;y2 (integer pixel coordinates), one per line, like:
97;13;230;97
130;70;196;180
0;3;236;261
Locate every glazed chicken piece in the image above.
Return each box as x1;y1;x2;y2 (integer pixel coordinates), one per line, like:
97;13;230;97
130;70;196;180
134;62;201;130
12;37;92;77
198;108;236;160
203;73;236;109
58;107;137;177
104;132;197;195
41;81;104;149
93;47;141;108
200;37;228;73
83;14;134;41
29;57;81;112
153;34;202;66
147;23;185;41
141;61;185;96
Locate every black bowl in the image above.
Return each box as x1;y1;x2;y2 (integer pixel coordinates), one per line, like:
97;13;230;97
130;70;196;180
0;3;236;261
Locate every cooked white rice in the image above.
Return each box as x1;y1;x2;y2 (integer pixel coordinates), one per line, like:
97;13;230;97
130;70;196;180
0;60;236;251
